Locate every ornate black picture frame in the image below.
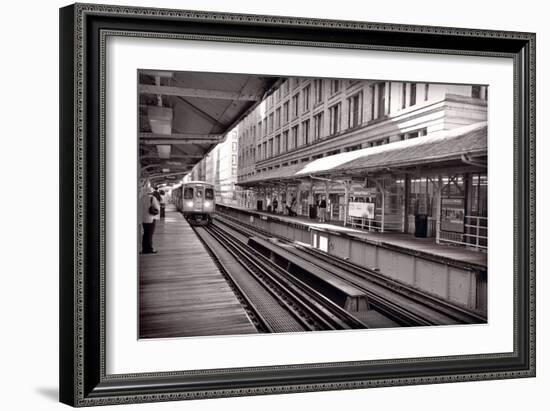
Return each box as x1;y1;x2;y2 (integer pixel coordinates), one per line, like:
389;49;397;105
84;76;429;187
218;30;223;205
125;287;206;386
59;3;535;407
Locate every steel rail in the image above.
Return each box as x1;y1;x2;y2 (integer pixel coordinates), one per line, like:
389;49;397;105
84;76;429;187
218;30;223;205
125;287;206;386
214;212;486;326
207;223;367;331
193;226;275;333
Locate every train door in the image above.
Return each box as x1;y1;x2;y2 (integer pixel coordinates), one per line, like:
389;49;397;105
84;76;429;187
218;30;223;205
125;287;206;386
195;186;204;209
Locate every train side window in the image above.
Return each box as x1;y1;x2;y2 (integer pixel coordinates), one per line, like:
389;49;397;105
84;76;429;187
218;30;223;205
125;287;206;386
205;188;214;200
183;187;193;199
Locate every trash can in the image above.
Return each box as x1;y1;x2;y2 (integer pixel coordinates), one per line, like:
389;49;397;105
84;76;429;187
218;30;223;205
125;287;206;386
256;200;263;211
414;214;428;238
309;205;318;220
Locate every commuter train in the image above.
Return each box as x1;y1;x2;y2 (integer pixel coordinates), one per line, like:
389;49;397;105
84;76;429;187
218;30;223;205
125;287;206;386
173;181;215;225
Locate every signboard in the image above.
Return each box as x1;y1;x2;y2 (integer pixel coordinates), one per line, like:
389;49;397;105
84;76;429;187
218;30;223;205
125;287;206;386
440;198;465;233
348;202;375;219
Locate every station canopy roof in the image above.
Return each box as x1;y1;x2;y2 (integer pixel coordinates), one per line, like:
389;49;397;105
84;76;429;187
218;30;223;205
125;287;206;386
238;121;487;186
139;70;280;185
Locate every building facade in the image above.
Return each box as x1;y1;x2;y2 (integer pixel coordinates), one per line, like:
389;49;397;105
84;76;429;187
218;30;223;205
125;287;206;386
236;77;488;250
238;78;487;181
185;129;241;206
237;78;488;249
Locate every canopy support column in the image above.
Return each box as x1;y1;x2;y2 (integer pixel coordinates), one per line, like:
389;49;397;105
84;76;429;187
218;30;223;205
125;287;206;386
342;180;352;227
296;185;302;216
324;181;331;221
434;175;443;244
404;174;410;233
372;179;386;233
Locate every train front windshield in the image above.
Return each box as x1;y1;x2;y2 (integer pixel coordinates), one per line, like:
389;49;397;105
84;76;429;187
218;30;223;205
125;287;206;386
205;188;214;200
183;187;193;199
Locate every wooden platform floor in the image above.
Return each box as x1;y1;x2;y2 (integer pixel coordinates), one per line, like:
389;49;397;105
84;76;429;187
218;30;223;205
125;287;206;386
139;205;257;338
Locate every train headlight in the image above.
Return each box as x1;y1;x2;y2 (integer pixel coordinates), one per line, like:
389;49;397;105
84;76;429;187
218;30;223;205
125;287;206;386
186;201;193;207
204;201;211;207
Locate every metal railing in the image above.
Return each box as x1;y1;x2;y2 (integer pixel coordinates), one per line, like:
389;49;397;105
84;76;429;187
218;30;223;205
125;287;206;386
439;215;487;251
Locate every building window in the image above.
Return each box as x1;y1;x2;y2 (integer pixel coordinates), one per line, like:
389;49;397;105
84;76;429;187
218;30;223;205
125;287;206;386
314;112;323;140
410;83;417;106
400;128;428;140
291;125;299;149
348;92;363;128
275;134;280;155
275;88;280;102
329;103;341;135
303;85;310;111
292;93;300;118
257;121;262;137
302;120;310;145
275;108;281;129
282;130;289;152
424;84;429;101
284;80;290;95
263;142;267;159
376;82;386;119
268;113;274;133
345;144;362;152
263;118;268;136
257;144;261;160
283;101;289;123
472;85;482;99
314;79;323;103
330;79;341;95
268;138;273;158
402;83;407;109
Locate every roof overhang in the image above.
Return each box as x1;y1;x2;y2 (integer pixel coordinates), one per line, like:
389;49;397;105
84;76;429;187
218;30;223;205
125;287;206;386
139;70;281;184
237;122;487;187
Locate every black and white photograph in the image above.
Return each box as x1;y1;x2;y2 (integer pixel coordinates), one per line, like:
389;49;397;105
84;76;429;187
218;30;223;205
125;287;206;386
138;71;489;339
51;1;539;408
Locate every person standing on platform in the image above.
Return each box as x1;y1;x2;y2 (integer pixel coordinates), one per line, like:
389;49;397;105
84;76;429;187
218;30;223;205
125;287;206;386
272;197;278;214
290;196;297;216
141;189;160;254
319;196;327;223
159;189;166;218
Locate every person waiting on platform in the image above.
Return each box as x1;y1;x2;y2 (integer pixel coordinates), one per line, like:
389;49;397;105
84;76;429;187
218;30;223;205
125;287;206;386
319;196;327;223
158;189;166;218
272;197;278;214
286;197;297;217
141;188;161;254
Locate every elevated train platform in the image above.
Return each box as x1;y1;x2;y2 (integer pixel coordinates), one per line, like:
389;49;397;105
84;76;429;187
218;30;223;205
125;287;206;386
139;204;257;338
216;203;488;314
217;204;487;269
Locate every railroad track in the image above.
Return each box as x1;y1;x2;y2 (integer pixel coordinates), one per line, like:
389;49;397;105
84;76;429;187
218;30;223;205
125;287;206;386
214;212;487;327
192;222;367;334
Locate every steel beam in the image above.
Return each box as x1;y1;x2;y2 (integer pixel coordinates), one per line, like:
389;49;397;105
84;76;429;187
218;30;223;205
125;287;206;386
139;84;260;101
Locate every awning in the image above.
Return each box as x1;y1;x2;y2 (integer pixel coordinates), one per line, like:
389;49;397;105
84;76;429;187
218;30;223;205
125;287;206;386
238;122;487;186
